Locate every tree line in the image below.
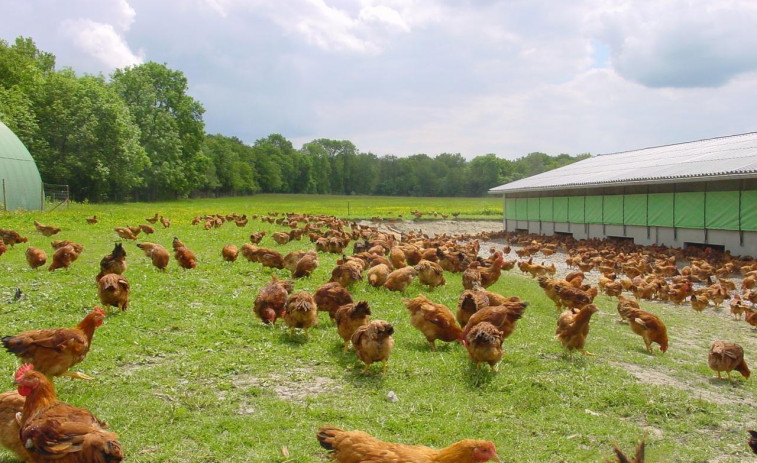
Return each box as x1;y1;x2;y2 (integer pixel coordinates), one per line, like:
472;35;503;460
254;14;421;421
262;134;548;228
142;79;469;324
0;37;589;202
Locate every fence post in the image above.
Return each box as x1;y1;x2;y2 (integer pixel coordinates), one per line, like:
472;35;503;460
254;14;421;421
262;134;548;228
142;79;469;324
2;179;6;211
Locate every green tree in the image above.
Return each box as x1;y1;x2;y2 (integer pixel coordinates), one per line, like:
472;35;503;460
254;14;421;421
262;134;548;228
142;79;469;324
111;62;206;199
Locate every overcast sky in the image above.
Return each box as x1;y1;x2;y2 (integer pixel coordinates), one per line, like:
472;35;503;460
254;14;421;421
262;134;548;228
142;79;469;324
2;0;756;160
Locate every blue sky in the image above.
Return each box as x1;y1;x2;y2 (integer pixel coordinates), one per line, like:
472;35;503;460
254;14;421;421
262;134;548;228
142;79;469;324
2;0;757;160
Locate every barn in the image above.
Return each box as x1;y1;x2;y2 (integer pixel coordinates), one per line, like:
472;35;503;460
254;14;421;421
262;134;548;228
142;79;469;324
0;119;43;211
488;132;757;257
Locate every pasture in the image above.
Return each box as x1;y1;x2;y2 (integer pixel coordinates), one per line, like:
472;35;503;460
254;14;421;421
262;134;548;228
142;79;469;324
0;194;755;462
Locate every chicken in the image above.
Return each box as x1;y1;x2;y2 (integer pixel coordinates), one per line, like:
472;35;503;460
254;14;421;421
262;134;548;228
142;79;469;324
479;252;506;288
314;282;354;321
747;308;757;329
86;215;98;224
48;244;81;271
33;220;61;237
0;239;5;258
708;341;750;380
462;262;482;290
403;294;463;350
159;215;171;228
414;259;446;288
729;294;750;320
14;364;123;462
316;425;499;463
0;229;27;247
1;308;105;380
146;213;159;224
366;263;391;287
334;301;372;352
616;295;641;323
461;301;529;342
748;430;757;455
456;285;490;327
221;244;238;262
97;273;130;311
138;223;154;234
253;277;293;325
690;294;709;313
249;231;266;244
282;250;307;273
465;322;504;371
0;390;32;462
113;226;137;240
25;246;47;269
609;436;645;463
172;236;197;269
555;304;599;358
384;266;417;292
626;308;668;354
350;320;395;375
329;261;364;287
553;283;598;309
136;242;170;270
293;250;319;278
96;242;127;281
283;291;318;338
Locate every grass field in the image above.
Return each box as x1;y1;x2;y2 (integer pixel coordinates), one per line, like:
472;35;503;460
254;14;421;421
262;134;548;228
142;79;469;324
0;194;755;462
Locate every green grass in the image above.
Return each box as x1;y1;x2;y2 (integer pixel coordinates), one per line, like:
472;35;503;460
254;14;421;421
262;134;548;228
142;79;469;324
0;194;755;462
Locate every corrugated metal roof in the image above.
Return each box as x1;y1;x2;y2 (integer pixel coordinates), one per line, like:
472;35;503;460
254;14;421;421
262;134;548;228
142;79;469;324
489;132;757;194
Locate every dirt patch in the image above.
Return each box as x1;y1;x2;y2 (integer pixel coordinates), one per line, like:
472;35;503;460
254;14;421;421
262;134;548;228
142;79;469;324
232;367;339;404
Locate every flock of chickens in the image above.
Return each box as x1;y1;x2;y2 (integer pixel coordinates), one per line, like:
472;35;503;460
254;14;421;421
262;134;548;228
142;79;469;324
0;210;756;461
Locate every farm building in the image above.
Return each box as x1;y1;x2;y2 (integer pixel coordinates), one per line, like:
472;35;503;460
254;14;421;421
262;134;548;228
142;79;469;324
0;120;43;211
489;132;757;257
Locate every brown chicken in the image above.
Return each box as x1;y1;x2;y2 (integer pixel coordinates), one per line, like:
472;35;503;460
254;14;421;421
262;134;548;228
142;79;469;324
334;301;372;352
96;242;127;281
0;229;27;247
221;244;239;262
2;308;105;380
136;242;170;270
48;244;81;271
33;220;61;237
329;260;364;287
253;277;293;325
160;215;171;228
747;308;757;329
366;263;391;287
555;304;599;358
479;252;505;288
729;294;750;320
690;294;709;313
146;213;159;224
403;294;463;350
414;259;446;288
748;430;757;455
384;266;417;292
138;223;154;234
283;291;318;338
282;250;307;273
293;250;319;278
456;285;490;327
626;308;668;354
462;262;482;290
461;301;529;342
465;322;504;370
316;425;499;463
0;390;32;462
249;231;266;243
113;226;137;240
616;295;641;323
173;236;197;269
314;282;354;320
708;341;750;380
86;215;98;224
553;283;598;309
0;239;5;258
351;320;395;374
609;436;645;463
97;273;130;311
14;364;123;462
25;246;47;269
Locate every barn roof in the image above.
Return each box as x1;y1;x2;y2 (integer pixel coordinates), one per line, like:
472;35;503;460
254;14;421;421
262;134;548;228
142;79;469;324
0;119;43;210
489;132;757;194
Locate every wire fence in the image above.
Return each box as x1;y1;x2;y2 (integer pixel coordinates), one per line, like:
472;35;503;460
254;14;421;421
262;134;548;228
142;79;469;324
43;183;69;211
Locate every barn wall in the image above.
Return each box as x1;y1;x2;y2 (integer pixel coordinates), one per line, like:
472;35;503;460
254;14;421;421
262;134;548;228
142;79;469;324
501;184;757;257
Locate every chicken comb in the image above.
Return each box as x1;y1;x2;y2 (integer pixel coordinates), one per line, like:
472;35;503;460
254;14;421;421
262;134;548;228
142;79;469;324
15;364;34;381
93;307;106;316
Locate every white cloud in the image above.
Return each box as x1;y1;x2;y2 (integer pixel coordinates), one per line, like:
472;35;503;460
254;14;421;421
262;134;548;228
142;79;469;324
61;19;143;69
